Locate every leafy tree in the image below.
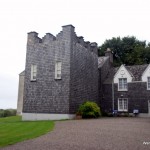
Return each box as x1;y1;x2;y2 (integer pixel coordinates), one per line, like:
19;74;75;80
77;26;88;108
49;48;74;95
98;36;150;66
143;46;150;63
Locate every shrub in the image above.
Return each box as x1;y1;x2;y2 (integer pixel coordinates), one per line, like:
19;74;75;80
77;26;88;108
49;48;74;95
0;109;16;118
77;101;101;118
0;109;4;117
101;112;113;117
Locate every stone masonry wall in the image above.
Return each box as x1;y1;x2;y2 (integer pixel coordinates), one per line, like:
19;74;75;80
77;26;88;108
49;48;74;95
69;36;99;113
103;82;150;113
99;58;111;108
101;84;113;113
23;25;99;114
100;58;111;83
23;26;74;114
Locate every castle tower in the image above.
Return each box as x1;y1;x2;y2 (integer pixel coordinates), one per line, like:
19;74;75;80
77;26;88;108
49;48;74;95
22;25;99;120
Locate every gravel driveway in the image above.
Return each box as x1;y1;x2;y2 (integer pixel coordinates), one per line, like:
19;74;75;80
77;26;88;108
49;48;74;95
1;118;150;150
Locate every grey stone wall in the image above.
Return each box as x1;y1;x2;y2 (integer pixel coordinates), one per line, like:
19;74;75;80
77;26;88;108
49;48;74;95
100;58;111;83
102;82;150;113
98;57;112;111
23;26;74;114
101;84;113;112
69;38;99;113
23;25;99;114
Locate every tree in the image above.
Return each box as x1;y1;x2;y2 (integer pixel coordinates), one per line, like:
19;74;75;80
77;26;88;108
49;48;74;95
98;36;150;66
143;46;150;64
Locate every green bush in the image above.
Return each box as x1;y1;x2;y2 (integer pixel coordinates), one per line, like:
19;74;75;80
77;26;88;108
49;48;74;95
0;109;16;118
77;101;101;118
0;109;4;117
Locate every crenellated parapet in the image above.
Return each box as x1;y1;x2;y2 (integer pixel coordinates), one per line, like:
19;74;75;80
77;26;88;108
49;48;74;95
27;25;98;55
78;36;84;45
42;33;56;44
56;31;63;40
90;42;98;55
27;32;42;44
23;25;99;117
75;36;98;55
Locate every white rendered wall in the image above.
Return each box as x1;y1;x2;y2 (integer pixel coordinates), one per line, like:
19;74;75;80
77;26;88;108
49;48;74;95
22;113;75;121
114;65;132;83
17;74;24;115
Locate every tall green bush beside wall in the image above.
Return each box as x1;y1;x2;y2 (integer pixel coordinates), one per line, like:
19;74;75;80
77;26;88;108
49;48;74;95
77;101;101;118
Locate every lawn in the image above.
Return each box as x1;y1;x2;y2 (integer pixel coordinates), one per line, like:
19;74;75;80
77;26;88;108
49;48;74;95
0;116;54;147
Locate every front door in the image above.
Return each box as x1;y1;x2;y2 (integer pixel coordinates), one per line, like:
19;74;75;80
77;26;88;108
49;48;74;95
148;100;150;115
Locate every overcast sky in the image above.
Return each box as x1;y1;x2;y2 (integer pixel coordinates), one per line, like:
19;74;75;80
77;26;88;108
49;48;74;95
0;0;150;109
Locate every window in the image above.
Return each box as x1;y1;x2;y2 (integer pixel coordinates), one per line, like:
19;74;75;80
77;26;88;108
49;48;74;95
118;98;128;111
31;65;37;81
55;61;62;79
118;78;127;91
148;77;150;90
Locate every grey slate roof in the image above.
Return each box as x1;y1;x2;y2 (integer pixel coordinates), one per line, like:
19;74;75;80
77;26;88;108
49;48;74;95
103;67;118;84
103;64;148;84
98;56;109;68
19;70;25;76
126;65;148;81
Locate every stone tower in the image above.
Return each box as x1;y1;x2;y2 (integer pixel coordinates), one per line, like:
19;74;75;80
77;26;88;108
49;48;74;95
22;25;99;120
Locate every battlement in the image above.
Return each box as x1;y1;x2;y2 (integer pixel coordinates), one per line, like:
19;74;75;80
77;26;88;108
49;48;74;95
75;36;98;55
27;32;42;43
27;25;98;55
42;33;56;44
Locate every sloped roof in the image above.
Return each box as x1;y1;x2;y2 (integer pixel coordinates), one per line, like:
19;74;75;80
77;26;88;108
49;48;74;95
126;65;148;81
98;56;109;68
103;67;118;84
103;64;148;84
19;70;25;76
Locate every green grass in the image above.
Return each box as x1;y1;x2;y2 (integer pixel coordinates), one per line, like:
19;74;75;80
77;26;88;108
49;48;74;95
0;116;55;147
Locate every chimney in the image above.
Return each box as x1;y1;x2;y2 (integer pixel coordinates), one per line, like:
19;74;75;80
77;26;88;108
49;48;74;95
105;48;113;63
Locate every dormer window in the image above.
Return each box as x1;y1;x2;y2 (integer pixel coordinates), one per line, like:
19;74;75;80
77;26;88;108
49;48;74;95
118;78;127;91
114;65;132;90
148;77;150;90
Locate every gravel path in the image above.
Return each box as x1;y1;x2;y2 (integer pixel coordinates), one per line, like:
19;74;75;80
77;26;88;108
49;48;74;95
1;118;150;150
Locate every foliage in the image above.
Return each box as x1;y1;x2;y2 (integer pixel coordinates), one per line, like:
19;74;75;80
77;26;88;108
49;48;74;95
98;36;150;66
101;111;113;117
77;101;101;118
0;109;16;118
117;112;130;117
0;116;54;147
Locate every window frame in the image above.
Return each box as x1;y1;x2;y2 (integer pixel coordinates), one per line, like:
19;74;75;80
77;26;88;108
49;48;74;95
147;77;150;90
118;78;128;91
31;64;37;81
118;98;128;112
55;61;62;80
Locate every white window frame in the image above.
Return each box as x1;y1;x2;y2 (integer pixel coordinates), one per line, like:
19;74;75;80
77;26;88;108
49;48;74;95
118;78;128;91
31;65;37;81
118;98;128;112
147;77;150;90
55;61;62;79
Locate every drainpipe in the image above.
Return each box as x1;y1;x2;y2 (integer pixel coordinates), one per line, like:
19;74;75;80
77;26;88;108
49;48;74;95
112;78;115;113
